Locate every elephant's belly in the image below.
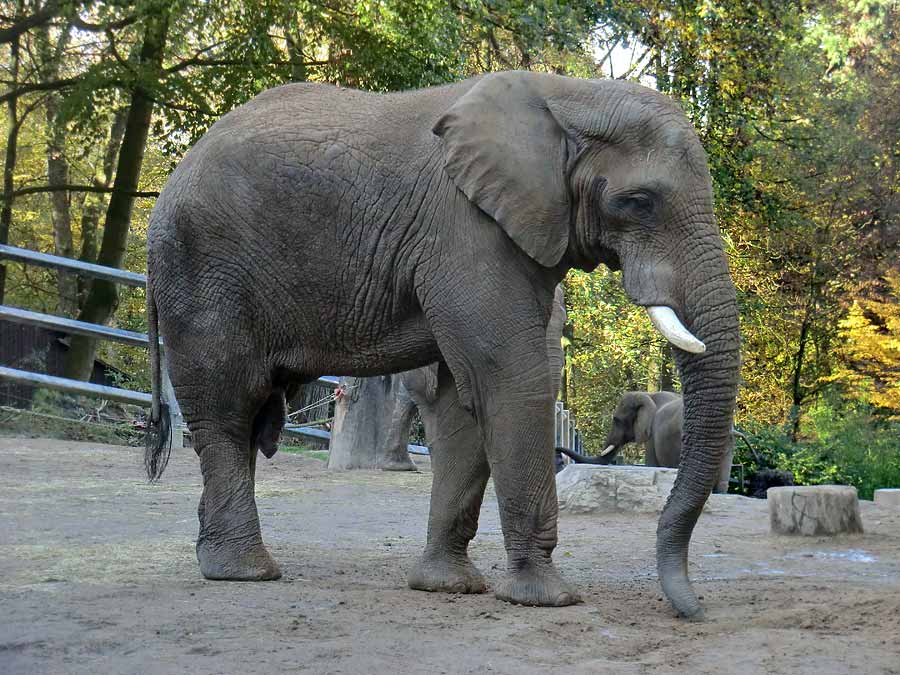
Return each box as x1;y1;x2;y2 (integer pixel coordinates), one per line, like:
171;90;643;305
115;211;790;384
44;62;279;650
272;313;442;379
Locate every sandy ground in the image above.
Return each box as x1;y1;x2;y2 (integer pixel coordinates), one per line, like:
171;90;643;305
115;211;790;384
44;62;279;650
1;437;899;675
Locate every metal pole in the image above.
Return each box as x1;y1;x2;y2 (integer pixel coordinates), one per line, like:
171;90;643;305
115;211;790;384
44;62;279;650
0;365;153;406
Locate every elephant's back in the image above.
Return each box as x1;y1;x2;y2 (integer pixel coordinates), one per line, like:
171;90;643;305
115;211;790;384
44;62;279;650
186;78;478;166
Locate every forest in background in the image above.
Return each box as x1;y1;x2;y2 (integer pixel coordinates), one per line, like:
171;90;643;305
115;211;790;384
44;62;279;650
1;0;898;496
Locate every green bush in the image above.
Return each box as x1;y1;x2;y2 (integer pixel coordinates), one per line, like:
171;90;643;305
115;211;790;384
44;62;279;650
807;397;900;500
735;397;900;500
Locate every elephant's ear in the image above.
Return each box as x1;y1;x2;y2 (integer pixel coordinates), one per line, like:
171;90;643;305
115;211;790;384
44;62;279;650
633;393;657;444
433;72;572;267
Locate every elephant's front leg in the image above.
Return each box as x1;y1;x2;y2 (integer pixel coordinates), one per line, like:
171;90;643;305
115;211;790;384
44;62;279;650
484;384;580;607
408;364;489;594
193;423;281;581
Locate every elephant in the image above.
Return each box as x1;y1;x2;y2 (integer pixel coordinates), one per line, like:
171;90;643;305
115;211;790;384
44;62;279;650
559;392;735;493
381;285;567;472
144;70;740;617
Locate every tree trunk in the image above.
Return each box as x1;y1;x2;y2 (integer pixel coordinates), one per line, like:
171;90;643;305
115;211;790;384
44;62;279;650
327;376;400;470
63;12;170;380
285;30;308;82
0;24;21;305
38;21;77;315
77;108;128;306
46;103;78;314
789;305;812;441
657;343;675;392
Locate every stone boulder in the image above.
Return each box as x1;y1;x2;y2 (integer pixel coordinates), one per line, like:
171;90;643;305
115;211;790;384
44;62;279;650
556;464;757;514
874;489;900;507
768;485;864;536
556;464;678;514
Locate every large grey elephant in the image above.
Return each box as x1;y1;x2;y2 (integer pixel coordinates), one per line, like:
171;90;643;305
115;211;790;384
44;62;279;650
559;391;735;493
145;71;740;617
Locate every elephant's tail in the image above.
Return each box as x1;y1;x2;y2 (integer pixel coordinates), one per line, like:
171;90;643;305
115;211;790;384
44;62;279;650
556;446;609;465
144;284;172;481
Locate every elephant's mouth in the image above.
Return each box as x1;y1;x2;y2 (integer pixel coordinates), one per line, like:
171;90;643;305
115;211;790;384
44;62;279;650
645;306;705;354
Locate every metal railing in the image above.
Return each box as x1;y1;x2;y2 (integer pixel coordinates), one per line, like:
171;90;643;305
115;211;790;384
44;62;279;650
1;243;580;457
0;244;188;445
1;245;333;447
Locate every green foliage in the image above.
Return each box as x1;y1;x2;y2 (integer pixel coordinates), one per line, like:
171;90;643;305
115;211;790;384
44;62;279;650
735;395;900;500
564;268;675;455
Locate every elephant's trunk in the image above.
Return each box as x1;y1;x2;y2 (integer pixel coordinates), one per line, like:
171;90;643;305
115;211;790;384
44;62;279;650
656;252;740;619
556;446;615;465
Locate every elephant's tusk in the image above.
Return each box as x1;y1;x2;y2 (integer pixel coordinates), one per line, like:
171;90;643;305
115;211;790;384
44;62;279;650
600;444;616;456
647;306;706;354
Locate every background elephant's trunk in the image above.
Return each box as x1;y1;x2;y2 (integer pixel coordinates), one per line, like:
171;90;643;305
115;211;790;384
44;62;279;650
556;446;615;465
656;251;740;619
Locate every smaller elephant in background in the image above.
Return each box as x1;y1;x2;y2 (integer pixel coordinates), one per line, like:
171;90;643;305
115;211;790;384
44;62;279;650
559;391;734;494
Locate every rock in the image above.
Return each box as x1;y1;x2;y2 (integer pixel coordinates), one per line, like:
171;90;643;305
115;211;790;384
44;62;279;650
556;464;759;514
768;485;864;536
874;489;900;507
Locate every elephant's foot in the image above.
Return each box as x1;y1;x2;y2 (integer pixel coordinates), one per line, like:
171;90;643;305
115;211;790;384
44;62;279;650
494;560;581;607
408;552;487;594
197;540;282;581
380;456;419;472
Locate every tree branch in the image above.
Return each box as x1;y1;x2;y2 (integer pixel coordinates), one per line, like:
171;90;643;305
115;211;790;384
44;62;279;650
164;57;329;74
0;77;79;104
0;1;61;45
71;14;137;33
2;184;159;200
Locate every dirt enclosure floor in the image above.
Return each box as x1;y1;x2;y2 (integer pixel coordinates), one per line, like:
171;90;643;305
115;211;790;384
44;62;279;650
2;438;899;675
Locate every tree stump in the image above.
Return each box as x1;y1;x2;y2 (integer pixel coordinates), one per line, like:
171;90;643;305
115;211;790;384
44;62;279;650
768;486;864;536
874;489;900;507
327;376;399;470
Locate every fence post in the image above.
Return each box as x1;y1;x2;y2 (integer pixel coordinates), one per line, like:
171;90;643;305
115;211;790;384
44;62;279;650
159;346;184;448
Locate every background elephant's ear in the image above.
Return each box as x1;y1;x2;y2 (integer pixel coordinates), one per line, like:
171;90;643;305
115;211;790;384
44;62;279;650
633;393;657;444
433;72;571;267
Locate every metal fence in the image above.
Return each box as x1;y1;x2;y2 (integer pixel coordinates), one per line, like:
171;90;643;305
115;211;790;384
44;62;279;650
0;243;580;456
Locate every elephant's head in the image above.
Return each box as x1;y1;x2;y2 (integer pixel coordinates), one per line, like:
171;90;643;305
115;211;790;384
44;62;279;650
435;71;740;618
602;392;658;460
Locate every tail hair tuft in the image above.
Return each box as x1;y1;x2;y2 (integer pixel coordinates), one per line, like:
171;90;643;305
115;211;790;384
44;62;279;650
144;404;172;481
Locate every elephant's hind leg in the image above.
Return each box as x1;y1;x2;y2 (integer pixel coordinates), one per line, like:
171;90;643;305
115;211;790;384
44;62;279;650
178;368;281;582
408;364;489;595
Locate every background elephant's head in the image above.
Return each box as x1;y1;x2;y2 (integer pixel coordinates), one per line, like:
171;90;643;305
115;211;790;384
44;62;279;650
435;71;741;618
602;392;658;460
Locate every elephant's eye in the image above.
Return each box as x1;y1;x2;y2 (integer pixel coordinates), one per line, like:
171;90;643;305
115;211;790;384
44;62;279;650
611;192;655;219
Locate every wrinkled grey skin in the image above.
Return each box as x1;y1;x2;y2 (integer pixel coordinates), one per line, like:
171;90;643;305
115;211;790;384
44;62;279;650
378;368;437;472
561;392;734;493
383;285;566;472
146;71;740;617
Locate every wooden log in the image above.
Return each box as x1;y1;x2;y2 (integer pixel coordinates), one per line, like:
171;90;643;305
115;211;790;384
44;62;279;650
768;486;864;536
